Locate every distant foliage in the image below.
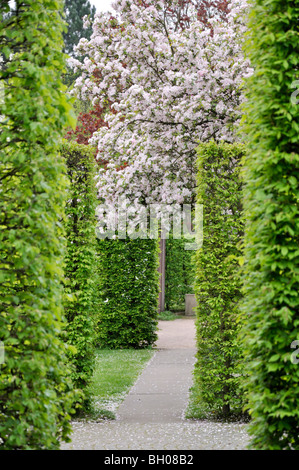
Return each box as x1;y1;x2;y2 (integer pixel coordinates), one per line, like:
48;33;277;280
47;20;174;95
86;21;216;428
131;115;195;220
0;0;78;449
62;0;96;87
239;0;299;449
165;236;195;311
96;238;160;349
61;141;99;411
65;103;108;147
193;141;246;419
63;0;96;56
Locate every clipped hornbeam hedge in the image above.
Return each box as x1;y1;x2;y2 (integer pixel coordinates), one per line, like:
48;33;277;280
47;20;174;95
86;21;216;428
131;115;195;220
240;0;299;450
165;236;195;311
96;238;159;349
193;141;246;418
0;0;78;449
61;140;98;409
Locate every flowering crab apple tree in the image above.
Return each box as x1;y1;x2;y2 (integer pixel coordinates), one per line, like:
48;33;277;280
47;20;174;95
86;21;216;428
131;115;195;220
65;0;230;148
69;0;250;217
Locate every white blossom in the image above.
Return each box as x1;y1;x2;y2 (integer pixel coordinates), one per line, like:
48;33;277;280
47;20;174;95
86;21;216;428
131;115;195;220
71;0;250;208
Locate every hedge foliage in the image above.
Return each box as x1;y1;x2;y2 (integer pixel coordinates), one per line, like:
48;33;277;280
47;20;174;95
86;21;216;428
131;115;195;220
96;238;159;349
240;0;299;449
193;141;246;419
0;0;78;449
61;140;98;410
165;236;195;312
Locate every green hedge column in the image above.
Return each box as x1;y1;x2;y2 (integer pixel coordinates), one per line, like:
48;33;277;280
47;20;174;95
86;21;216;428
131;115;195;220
0;1;78;449
194;141;246;419
61;141;98;410
96;238;159;349
240;0;299;450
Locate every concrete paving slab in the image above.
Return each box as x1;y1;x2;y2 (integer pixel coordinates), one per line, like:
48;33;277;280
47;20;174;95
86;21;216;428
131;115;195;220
154;318;196;349
62;421;250;450
116;347;196;423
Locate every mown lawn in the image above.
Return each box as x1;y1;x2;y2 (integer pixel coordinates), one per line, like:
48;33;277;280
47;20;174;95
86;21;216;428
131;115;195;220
87;348;155;420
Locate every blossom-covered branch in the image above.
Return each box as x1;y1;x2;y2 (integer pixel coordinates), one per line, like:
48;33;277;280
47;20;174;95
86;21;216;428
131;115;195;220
69;0;250;208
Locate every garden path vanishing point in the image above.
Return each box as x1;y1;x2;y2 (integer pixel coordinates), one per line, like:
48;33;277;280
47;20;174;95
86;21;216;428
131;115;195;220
61;318;250;450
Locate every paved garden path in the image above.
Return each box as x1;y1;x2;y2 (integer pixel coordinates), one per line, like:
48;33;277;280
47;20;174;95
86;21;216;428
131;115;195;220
61;318;250;450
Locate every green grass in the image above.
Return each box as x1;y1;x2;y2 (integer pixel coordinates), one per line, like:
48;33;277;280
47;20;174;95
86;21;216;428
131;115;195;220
85;348;155;421
158;310;184;321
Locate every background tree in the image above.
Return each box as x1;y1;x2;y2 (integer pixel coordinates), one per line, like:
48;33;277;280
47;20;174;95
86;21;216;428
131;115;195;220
69;0;249;213
196;0;230;26
62;0;96;88
63;0;96;57
66;0;231;165
129;0;230;31
65;103;108;146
